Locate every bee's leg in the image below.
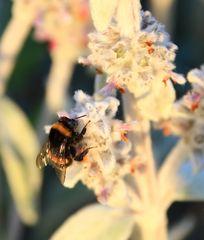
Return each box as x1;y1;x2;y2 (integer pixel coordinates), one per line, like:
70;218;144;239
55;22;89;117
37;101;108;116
80;120;91;135
69;146;76;157
74;120;91;142
74;148;89;162
74;146;94;162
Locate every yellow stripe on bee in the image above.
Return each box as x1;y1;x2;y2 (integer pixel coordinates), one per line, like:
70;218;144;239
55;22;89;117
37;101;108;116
51;122;72;137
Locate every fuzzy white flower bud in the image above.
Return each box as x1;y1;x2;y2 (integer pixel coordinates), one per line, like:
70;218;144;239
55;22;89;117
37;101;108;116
53;91;137;208
81;11;185;121
157;65;204;168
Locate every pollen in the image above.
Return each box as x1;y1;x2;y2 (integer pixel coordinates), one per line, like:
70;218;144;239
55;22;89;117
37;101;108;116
184;91;202;112
120;131;128;142
144;40;153;47
130;159;136;174
148;47;155;54
163;126;172;136
162;76;170;86
113;82;125;93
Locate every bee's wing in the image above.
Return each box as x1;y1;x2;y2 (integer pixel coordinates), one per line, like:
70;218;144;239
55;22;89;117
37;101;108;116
36;142;49;169
55;168;66;185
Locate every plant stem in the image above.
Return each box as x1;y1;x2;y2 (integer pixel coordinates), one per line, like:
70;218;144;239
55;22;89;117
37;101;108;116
37;57;74;141
0;16;33;95
45;56;74;113
122;92;158;206
123;92;168;240
158;140;189;209
149;0;176;33
132;209;168;240
94;73;106;93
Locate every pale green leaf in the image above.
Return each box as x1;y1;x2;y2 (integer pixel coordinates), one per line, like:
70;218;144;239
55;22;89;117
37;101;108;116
136;78;175;121
89;0;117;31
159;141;204;204
0;142;38;224
0;97;41;192
51;204;134;240
117;0;141;36
0;96;42;224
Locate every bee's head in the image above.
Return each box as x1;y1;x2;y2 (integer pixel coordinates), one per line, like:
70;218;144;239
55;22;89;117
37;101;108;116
58;117;78;130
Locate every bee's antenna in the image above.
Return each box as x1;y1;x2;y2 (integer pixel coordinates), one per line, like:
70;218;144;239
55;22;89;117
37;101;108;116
74;114;87;119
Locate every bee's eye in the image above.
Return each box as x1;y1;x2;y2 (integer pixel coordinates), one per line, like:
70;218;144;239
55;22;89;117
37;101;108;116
59;117;78;129
66;119;78;129
70;119;78;127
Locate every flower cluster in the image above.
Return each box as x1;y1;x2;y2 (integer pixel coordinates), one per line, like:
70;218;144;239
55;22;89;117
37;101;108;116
157;65;204;168
12;0;90;56
33;0;90;57
80;11;185;121
54;91;137;208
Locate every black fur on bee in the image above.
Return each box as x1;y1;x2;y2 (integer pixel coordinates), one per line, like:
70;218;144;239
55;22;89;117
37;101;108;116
36;115;92;184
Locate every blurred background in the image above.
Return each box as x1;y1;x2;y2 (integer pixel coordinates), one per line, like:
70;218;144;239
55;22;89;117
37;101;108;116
0;0;204;239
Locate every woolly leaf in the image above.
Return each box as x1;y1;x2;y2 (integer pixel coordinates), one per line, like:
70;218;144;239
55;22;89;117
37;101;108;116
0;97;41;224
89;0;117;31
51;204;134;240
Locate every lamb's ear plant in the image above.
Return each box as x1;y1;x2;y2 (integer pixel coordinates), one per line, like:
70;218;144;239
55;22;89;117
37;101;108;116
0;1;91;227
0;0;91;114
35;1;204;239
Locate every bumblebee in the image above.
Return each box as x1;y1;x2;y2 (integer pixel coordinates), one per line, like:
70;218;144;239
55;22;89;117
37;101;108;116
36;116;91;184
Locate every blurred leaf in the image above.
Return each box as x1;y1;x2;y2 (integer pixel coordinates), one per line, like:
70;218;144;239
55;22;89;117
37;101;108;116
0;142;38;224
159;140;204;202
51;204;134;240
169;215;196;240
89;0;117;31
0;96;42;224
